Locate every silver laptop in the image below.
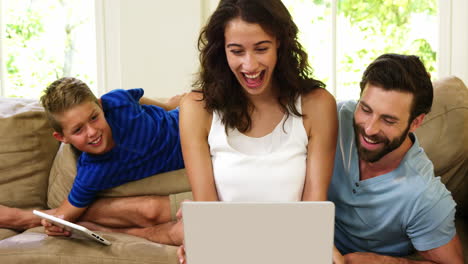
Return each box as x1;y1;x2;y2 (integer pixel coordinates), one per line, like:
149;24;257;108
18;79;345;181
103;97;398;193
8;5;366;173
182;201;335;264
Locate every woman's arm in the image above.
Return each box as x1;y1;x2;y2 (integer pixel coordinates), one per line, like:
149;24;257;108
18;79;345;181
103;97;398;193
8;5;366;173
179;92;219;201
301;88;338;201
301;88;342;264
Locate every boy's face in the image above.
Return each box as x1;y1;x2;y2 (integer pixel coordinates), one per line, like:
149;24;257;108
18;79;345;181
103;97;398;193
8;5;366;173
52;101;115;155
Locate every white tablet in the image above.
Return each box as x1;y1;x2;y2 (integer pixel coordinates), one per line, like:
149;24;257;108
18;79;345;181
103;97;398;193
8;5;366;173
33;210;111;246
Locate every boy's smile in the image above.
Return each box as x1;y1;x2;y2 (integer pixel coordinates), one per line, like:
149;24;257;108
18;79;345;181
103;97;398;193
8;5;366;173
53;101;115;155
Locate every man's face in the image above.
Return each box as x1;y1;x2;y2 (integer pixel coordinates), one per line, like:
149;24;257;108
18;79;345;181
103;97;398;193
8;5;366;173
353;84;414;163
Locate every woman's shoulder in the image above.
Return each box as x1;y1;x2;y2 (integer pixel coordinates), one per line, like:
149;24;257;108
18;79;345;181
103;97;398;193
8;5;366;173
180;91;206;111
300;88;338;136
181;90;203;102
301;88;337;114
180;91;212;125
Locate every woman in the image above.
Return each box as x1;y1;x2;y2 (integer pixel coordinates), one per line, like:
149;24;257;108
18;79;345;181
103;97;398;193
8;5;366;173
179;0;341;262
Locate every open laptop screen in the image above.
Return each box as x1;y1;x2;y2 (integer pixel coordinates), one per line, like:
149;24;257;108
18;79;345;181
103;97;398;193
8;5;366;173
183;201;335;264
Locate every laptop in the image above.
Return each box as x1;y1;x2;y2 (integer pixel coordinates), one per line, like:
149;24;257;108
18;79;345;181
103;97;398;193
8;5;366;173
182;201;335;264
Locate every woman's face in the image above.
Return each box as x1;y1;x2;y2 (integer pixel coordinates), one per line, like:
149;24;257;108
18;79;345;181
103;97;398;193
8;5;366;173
224;18;279;98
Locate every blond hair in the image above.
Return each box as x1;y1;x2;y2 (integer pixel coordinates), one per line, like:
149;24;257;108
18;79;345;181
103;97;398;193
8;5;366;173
40;77;99;134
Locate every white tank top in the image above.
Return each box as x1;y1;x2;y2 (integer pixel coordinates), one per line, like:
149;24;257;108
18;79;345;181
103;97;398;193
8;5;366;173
208;96;308;202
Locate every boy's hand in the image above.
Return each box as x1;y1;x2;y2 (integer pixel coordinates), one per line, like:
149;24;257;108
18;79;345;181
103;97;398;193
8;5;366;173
41;215;71;237
139;93;187;111
42;199;86;236
166;93;187;110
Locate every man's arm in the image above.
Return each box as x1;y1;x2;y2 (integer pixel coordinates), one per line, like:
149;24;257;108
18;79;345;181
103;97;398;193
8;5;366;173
417;235;464;264
344;235;464;264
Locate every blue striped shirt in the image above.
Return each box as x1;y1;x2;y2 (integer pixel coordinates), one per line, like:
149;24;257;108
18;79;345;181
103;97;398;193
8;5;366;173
68;88;184;207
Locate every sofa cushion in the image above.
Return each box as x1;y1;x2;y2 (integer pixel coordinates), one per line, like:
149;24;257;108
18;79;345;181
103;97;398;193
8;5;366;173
0;98;59;209
416;76;468;216
0;229;18;241
0;226;178;264
47;143;191;209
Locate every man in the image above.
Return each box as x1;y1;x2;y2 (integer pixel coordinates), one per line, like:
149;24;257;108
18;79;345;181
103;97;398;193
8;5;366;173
328;53;463;263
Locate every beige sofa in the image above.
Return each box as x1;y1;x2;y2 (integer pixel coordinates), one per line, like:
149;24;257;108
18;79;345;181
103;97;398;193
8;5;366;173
0;76;466;263
0;97;192;263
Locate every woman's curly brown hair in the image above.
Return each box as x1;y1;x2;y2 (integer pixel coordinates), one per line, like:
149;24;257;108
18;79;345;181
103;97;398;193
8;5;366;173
194;0;325;132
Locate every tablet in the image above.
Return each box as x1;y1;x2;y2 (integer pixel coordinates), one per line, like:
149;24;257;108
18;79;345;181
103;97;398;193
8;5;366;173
33;210;111;246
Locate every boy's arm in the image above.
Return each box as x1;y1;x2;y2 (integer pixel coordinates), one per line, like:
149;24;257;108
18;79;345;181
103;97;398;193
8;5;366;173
139;93;186;111
42;199;87;236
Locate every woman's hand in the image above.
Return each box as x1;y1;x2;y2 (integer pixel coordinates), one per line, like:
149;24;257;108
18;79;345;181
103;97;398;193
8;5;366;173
177;244;186;264
166;93;187;110
175;200;191;264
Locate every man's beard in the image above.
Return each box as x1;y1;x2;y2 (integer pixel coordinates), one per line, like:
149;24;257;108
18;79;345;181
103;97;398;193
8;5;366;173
353;120;410;163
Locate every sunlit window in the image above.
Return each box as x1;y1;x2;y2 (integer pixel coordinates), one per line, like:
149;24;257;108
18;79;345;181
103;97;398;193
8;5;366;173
283;0;438;100
0;0;97;98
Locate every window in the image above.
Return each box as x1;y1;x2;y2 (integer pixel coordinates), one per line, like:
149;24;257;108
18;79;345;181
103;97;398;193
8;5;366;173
282;0;438;100
0;0;97;98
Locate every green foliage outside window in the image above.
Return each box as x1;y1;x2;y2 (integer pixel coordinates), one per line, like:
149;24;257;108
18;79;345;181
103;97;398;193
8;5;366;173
1;0;95;98
284;0;438;100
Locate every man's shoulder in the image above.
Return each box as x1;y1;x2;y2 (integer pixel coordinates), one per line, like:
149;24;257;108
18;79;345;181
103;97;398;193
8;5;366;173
398;139;454;207
337;100;357;112
337;100;357;122
401;136;437;185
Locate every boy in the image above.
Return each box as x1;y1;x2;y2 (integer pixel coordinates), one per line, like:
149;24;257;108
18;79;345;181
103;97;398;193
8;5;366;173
40;77;184;235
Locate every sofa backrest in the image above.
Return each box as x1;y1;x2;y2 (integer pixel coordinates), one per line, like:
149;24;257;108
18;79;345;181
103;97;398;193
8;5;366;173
0;98;60;209
47;143;191;209
416;76;468;216
1;77;466;217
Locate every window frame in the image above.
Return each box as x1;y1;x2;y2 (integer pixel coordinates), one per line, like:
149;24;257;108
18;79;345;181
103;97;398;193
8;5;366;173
0;0;5;97
95;0;120;96
1;0;466;98
438;0;468;82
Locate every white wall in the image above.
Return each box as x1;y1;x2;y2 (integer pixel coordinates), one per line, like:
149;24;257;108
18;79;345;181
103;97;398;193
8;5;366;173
97;0;205;98
97;0;468;98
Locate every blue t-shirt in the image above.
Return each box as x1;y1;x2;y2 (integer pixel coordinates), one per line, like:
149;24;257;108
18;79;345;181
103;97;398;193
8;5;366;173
68;88;184;207
328;100;456;256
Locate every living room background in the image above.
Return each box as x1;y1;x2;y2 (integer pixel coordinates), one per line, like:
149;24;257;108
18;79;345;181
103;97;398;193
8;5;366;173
0;0;467;100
